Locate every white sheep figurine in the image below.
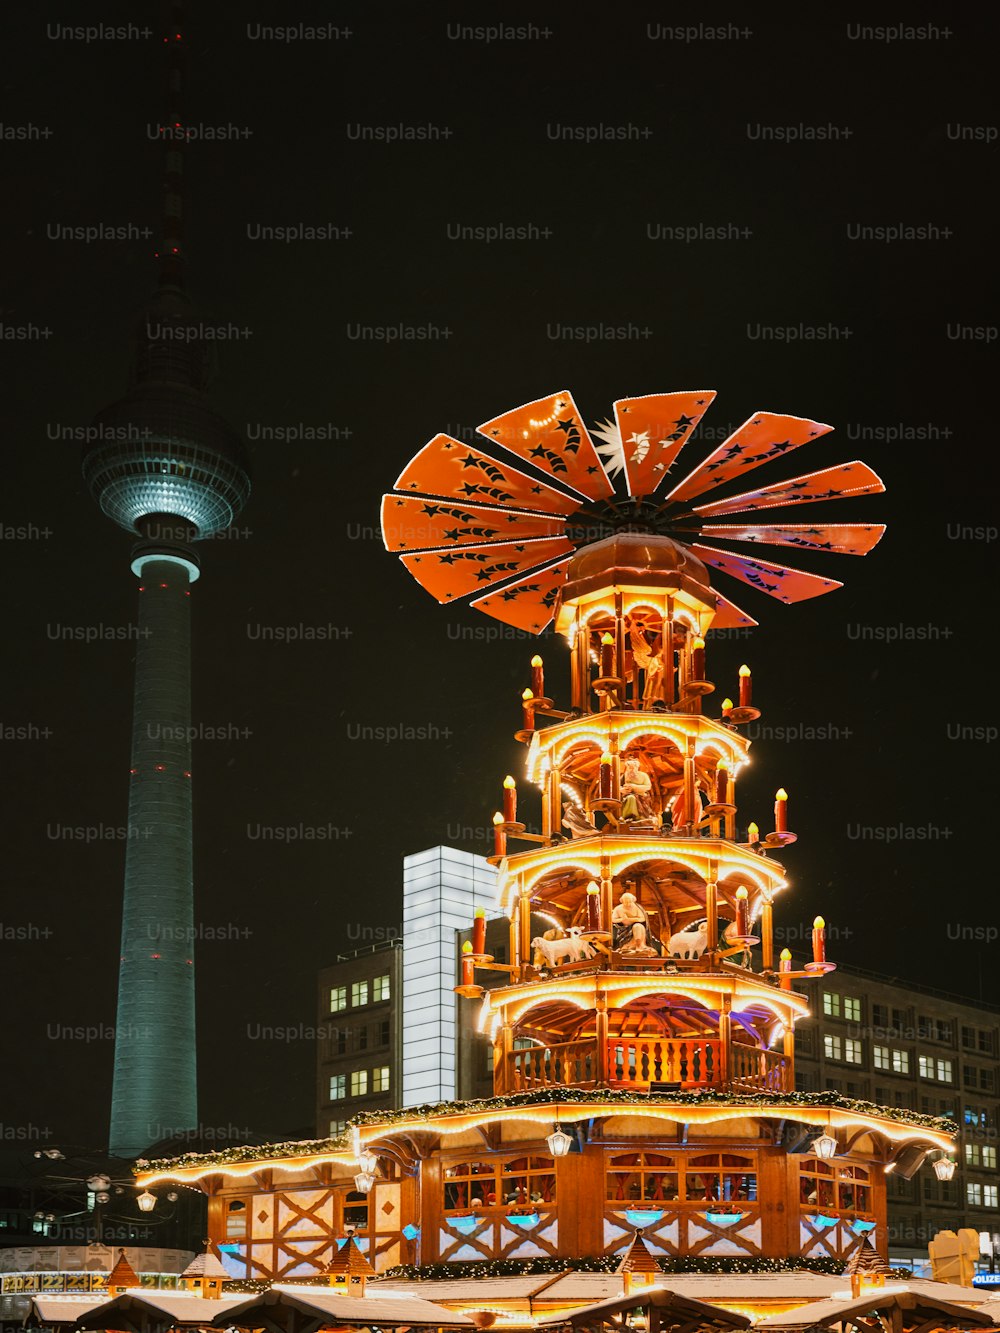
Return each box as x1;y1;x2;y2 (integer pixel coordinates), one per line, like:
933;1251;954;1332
530;927;597;968
668;918;741;959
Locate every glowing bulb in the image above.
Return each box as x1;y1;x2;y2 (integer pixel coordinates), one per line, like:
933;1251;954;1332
775;788;788;801
530;655;543;668
780;948;792;961
716;758;729;772
722;698;734;712
693;637;705;650
586;881;599;895
739;664;751;677
814;915;826;929
522;688;534;700
503;775;516;789
492;812;504;826
601;632;614;644
461;941;473;954
735;886;748;901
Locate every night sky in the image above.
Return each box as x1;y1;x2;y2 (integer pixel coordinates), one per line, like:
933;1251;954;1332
3;7;997;1155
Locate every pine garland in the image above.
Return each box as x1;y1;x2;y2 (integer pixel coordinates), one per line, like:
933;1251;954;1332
373;1255;914;1281
137;1088;950;1175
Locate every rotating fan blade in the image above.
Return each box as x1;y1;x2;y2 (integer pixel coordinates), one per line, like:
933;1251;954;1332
613;390;717;497
394;434;583;515
693;462;885;518
690;543;843;603
707;591;759;631
380;495;565;552
478;390;615;501
699;522;886;556
400;536;574;603
665;412;833;505
470;557;573;634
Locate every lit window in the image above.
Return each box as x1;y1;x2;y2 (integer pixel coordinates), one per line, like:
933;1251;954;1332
329;1074;346;1101
937;1059;953;1083
892;1050;910;1075
874;1045;890;1071
987;1185;999;1208
985;1147;997;1169
352;980;369;1008
372;974;391;1002
823;992;841;1018
329;1119;347;1137
824;1034;842;1060
968;1182;983;1206
330;986;347;1013
967;1145;981;1166
919;1055;933;1079
845;1039;863;1065
351;1069;369;1097
225;1200;246;1239
372;1065;390;1093
844;997;861;1022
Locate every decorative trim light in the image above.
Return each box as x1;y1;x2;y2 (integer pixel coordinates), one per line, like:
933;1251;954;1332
546;1127;573;1157
813;1133;838;1160
933;1156;956;1181
353;1171;376;1194
136;1191;156;1213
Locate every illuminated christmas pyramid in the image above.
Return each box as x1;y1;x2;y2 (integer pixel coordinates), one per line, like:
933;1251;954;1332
371;390;953;1265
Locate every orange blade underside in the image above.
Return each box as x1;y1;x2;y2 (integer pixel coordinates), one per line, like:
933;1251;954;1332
693;462;885;518
707;591;759;631
394;434;583;515
690;543;843;603
380;494;565;552
699;522;886;556
400;536;574;603
666;412;833;505
478;390;614;501
613;390;717;497
470;558;573;634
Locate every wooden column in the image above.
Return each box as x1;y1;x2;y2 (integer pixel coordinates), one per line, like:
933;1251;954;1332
683;737;696;832
719;995;732;1086
596;996;609;1086
550;766;562;838
510;897;521;976
783;1022;795;1086
664;597;676;707
614;593;625;708
705;877;719;951
519;891;532;972
726;769;737;841
761;894;774;971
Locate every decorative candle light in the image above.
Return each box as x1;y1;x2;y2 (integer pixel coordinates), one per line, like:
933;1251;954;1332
492;811;505;856
721;697;734;720
691;636;706;679
472;906;486;956
586;880;601;931
530;655;544;698
747;821;759;846
715;758;730;804
812;915;827;964
521;688;535;730
774;787;788;833
739;664;752;707
600;632;615;676
779;947;792;991
461;940;475;986
600;752;614;798
735;885;749;937
503;775;517;823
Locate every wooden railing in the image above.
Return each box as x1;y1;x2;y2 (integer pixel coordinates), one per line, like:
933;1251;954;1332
504;1037;792;1093
730;1043;790;1091
607;1037;721;1088
508;1040;598;1091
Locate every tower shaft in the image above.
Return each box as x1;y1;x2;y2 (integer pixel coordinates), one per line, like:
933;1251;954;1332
110;552;197;1157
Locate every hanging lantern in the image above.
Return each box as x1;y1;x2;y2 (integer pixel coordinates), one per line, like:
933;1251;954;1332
813;1133;838;1160
354;1171;376;1194
357;1149;378;1175
546;1126;573;1157
933;1156;956;1181
136;1191;157;1212
87;1174;111;1192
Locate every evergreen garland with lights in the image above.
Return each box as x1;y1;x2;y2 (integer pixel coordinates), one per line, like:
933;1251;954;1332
372;1255;914;1281
136;1088;950;1175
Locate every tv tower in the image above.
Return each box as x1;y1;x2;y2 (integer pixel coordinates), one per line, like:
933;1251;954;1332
84;5;251;1158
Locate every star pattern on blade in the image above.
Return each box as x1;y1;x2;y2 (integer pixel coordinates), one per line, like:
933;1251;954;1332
382;390;885;633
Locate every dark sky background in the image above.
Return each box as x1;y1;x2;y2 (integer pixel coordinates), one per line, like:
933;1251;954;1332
2;6;997;1155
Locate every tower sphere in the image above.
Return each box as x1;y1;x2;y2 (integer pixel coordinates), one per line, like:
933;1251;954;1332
84;384;250;538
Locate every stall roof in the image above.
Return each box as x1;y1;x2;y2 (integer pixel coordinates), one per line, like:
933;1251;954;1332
212;1284;476;1329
